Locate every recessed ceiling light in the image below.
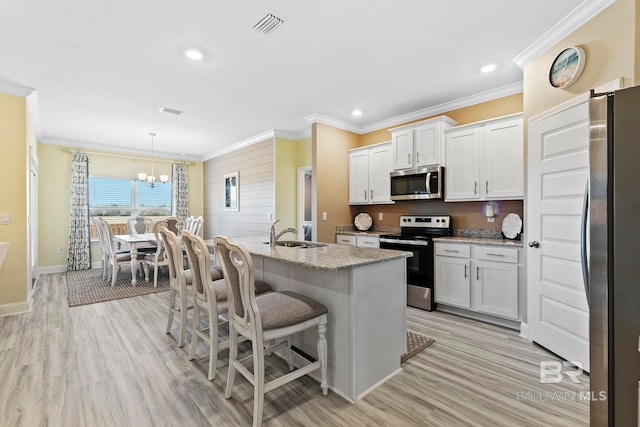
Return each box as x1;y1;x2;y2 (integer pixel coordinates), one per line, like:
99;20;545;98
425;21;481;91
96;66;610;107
184;49;204;61
352;109;363;117
480;63;497;73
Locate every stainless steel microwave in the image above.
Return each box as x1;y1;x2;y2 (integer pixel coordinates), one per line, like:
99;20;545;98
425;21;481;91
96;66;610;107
390;165;443;200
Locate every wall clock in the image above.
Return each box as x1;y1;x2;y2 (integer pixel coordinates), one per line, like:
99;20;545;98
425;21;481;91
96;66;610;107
549;46;586;89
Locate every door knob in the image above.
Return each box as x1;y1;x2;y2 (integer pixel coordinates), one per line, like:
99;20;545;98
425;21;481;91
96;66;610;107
528;241;540;248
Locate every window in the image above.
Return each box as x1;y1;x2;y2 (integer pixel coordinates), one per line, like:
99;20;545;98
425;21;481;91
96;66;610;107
89;177;172;217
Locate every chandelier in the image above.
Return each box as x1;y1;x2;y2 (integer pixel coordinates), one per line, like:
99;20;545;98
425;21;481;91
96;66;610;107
138;132;168;188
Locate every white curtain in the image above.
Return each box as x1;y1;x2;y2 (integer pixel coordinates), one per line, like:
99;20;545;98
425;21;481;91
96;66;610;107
172;162;189;218
67;152;91;271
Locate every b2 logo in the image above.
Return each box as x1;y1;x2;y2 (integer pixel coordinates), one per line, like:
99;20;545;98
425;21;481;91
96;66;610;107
540;361;584;384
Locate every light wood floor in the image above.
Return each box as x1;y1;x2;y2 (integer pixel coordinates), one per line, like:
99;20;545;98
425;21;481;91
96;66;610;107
0;273;589;426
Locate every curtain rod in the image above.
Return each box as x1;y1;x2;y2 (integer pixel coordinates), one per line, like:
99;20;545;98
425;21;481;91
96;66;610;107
61;147;195;166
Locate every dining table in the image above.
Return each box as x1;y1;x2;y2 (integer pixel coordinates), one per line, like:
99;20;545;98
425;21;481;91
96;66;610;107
113;233;156;285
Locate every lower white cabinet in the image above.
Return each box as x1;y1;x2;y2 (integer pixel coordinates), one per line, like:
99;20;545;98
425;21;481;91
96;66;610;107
435;242;519;320
336;234;380;248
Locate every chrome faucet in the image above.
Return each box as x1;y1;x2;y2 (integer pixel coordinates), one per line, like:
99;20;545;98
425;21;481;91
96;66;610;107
269;219;298;246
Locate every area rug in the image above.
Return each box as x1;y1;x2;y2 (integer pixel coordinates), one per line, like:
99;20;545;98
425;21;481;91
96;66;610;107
401;330;435;363
66;268;169;307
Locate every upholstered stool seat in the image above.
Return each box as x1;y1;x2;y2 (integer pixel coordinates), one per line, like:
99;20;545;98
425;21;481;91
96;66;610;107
256;291;328;330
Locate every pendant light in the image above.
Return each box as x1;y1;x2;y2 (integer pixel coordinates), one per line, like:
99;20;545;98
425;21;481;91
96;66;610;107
138;132;169;188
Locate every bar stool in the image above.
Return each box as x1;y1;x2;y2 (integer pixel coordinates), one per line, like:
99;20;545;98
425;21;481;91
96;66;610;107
181;231;272;380
214;235;328;427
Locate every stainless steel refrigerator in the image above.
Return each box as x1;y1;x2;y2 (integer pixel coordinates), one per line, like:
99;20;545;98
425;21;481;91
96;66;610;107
587;85;640;426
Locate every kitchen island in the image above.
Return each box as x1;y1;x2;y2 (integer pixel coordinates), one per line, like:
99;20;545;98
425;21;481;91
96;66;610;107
209;238;411;402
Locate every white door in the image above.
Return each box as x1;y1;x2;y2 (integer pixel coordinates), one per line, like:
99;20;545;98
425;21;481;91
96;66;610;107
483;118;524;200
445;129;480;201
348;150;369;204
414;123;438;167
392;129;414;169
368;144;393;204
527;100;590;371
434;256;470;308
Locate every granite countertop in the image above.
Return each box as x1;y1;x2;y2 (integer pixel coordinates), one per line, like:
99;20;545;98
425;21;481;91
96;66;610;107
206;236;412;271
335;230;389;236
433;236;524;247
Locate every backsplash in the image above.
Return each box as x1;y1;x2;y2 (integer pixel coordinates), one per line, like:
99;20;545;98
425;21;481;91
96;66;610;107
453;228;506;239
336;225;400;233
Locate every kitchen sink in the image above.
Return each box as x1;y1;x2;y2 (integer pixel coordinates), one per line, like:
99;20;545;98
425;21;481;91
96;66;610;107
264;240;328;248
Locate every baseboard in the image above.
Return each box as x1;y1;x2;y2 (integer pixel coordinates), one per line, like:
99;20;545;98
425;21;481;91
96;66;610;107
519;322;530;340
0;301;30;317
39;265;67;274
436;305;521;330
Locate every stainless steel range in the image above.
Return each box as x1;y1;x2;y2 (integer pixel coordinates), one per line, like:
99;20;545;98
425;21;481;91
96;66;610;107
379;215;451;310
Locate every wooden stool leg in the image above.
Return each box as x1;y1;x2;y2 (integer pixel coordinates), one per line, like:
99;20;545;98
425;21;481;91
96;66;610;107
252;338;266;427
225;328;239;399
188;302;201;361
166;287;176;334
208;306;218;380
317;321;328;395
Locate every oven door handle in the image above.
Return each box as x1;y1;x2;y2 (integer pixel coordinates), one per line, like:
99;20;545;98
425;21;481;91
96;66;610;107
380;238;430;246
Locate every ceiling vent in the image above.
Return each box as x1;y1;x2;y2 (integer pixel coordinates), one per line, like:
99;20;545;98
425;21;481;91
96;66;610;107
253;12;284;35
159;107;183;116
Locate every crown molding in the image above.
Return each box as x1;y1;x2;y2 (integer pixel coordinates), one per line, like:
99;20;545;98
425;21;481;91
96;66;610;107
305;82;522;136
41;137;201;161
362;82;522;134
304;113;362;134
202;129;276;161
0;81;35;97
274;128;311;141
513;0;616;69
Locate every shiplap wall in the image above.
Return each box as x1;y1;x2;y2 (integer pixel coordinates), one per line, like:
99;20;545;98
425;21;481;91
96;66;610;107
203;138;275;239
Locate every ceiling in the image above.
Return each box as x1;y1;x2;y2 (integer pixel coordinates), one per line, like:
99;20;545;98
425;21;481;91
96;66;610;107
0;0;590;160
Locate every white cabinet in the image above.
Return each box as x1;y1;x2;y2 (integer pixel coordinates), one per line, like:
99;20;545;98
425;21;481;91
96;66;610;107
435;242;519;320
444;114;523;201
335;234;380;248
349;142;394;205
336;234;356;245
355;234;379;248
389;116;456;169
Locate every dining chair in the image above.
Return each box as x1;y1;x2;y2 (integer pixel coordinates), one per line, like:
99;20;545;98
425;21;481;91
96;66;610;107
181;231;272;380
159;225;196;348
100;218;145;287
214;235;328;427
143;220;169;288
128;216;152;234
92;217;109;279
164;216;186;235
189;216;203;236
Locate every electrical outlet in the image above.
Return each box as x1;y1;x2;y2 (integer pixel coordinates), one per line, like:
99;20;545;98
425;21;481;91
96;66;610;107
0;213;10;225
378;213;383;221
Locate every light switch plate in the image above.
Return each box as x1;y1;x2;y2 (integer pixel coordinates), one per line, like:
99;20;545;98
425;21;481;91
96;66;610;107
322;212;327;221
0;213;10;225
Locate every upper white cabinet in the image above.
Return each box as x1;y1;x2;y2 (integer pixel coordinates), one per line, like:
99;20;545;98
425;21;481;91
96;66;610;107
444;114;523;202
348;141;394;205
389;116;457;169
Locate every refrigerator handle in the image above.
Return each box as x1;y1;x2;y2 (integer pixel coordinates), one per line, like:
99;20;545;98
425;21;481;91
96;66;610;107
580;181;590;307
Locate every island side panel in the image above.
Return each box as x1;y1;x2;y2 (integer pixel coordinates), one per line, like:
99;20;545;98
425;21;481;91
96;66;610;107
352;257;406;400
252;255;356;400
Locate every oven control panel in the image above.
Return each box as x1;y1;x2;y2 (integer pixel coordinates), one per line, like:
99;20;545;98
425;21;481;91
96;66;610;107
400;215;450;229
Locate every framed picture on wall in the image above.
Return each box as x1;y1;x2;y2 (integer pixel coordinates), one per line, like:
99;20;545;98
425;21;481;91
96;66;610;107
224;171;239;211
